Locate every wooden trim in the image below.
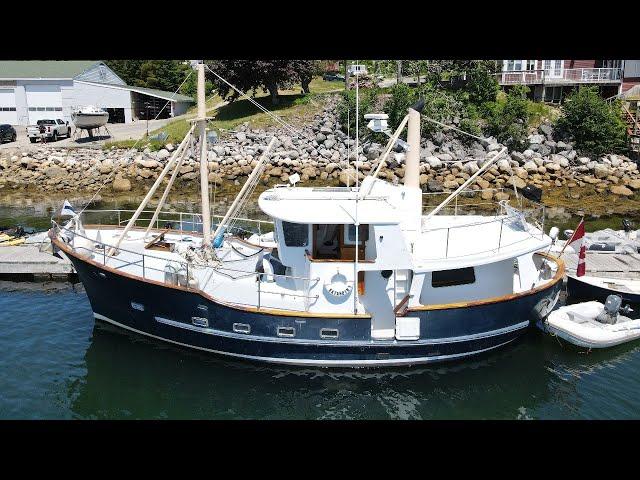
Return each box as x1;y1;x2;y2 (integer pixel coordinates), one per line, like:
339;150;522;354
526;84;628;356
408;253;565;312
394;294;411;316
51;230;370;319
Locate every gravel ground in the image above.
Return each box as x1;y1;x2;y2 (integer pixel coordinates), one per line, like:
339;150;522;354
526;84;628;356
0;117;176;152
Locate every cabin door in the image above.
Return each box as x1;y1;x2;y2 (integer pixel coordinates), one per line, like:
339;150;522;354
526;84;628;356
364;269;413;340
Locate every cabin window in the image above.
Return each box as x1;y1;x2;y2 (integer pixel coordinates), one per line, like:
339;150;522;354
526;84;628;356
282;221;308;247
311;224;373;262
345;224;369;244
431;267;476;288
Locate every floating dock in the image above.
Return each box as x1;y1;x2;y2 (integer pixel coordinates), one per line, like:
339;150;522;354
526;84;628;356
561;251;640;279
0;242;75;280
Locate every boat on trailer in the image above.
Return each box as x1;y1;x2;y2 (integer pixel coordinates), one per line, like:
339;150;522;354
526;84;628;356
49;63;564;367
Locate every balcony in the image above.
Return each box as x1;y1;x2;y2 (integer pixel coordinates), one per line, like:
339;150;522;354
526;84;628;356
497;68;622;86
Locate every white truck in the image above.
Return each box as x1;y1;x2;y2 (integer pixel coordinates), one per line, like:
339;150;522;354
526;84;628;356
26;119;71;143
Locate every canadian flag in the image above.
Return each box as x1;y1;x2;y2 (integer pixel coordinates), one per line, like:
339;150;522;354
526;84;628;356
567;219;586;277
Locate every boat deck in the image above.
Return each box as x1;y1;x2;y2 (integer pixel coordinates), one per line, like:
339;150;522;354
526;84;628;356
414;214;548;269
78;228;308;312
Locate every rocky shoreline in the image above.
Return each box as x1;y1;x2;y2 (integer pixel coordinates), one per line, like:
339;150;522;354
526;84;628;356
1;95;639;202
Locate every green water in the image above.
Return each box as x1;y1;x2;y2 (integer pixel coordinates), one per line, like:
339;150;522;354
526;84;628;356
2;197;640;419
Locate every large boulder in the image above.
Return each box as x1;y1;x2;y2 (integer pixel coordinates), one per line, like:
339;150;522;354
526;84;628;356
339;168;357;187
594;164;609;179
156;149;170;161
523;161;538;173
611;185;633;197
112;174;132;192
425;156;442;169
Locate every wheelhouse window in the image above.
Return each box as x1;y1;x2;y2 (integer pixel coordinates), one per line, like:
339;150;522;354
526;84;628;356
282;221;308;247
310;224;373;262
345;224;369;244
432;267;476;288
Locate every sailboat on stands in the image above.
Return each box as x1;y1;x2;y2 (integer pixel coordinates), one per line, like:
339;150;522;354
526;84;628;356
49;62;564;367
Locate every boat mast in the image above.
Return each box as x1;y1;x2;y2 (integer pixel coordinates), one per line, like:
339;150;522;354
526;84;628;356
353;62;360;314
197;62;212;247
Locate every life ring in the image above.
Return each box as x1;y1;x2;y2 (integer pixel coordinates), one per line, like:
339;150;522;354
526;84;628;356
324;272;353;297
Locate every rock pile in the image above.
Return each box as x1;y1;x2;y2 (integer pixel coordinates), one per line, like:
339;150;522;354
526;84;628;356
1;95;639;199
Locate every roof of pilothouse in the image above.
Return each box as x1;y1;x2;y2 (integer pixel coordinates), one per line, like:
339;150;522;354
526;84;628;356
258;178;403;225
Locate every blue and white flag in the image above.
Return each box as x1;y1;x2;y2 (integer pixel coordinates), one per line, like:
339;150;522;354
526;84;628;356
60;200;77;217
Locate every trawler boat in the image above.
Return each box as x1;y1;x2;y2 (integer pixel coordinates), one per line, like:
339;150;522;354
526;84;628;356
49;63;564;367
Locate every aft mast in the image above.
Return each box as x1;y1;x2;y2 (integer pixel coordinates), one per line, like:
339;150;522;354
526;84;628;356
196;62;212;247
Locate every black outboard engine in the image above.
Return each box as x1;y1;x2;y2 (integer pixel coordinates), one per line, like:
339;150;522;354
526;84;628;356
622;219;634;233
520;184;543;203
596;295;633;324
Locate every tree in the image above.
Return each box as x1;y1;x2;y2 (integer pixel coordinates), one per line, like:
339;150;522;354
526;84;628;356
205;60;315;105
555;86;627;156
485;85;531;149
104;60;190;92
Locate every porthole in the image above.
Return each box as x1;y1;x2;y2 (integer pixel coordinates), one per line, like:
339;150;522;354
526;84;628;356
130;301;145;311
277;326;296;338
233;323;251;334
320;328;339;339
192;317;208;328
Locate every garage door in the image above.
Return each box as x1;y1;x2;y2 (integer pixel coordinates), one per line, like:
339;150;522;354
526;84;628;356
25;84;63;124
0;89;18;124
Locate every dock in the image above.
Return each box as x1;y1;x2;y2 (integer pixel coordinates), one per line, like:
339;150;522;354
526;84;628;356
561;251;640;279
0;243;75;280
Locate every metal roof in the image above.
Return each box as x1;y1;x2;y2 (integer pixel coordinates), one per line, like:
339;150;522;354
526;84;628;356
0;60;99;79
125;85;194;103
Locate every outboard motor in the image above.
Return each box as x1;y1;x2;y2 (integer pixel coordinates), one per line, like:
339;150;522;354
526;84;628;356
596;295;633;324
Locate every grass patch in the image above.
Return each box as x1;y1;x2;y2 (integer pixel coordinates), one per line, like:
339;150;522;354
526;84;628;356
104;77;342;150
527;101;560;129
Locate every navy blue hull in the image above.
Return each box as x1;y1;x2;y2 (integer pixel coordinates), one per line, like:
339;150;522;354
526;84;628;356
64;247;563;366
567;276;640;304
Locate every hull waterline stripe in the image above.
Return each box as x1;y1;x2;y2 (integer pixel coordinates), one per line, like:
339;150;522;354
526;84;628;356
153;315;530;347
94;313;516;367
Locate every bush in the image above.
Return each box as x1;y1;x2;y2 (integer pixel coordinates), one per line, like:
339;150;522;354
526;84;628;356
485;85;530;149
555;86;627;156
465;64;499;105
336;87;379;139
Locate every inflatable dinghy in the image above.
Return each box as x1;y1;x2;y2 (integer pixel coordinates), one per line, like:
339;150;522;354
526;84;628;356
546;295;640;348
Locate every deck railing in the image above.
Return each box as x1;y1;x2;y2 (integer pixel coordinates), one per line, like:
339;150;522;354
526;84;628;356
497;68;621;85
51;220;318;313
421;189;546;259
81;209;274;238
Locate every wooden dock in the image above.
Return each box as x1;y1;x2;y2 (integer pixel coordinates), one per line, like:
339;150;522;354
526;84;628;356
561;251;640;279
0;243;75;280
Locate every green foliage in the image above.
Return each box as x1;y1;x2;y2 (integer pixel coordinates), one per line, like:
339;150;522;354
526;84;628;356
336;87;380;139
205;60;315;105
179;73;215;99
464;63;499;105
485;85;530;149
104;60;190;92
555;86;627;156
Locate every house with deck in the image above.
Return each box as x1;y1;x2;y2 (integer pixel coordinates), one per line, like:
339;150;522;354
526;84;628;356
498;60;640;103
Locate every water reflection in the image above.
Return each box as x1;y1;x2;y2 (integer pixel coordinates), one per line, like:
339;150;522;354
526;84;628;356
71;323;568;420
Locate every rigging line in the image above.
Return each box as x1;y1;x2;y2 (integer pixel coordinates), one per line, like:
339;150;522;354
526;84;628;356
76;69;194;216
204;64;304;138
421;115;490;145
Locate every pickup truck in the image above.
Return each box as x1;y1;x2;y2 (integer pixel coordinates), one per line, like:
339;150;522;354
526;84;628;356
26;119;71;143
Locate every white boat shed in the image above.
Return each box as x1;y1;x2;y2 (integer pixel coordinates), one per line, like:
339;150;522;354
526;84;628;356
0;61;194;126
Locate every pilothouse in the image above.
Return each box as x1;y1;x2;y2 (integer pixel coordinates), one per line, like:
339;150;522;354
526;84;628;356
49;62;565;366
